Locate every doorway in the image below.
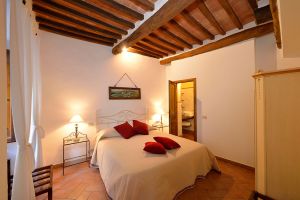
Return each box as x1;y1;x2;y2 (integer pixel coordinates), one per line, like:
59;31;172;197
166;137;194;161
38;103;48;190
169;78;197;141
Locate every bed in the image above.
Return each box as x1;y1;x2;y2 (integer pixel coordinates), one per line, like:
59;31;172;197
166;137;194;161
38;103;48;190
91;110;219;200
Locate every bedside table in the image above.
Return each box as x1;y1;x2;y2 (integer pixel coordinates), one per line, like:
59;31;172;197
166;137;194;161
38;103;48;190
63;135;90;175
152;123;169;133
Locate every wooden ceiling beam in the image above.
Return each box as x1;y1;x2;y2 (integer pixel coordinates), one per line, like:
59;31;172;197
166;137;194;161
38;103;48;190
128;47;160;58
254;5;272;25
181;10;214;40
218;0;243;29
169;20;203;45
62;0;134;29
142;38;176;54
39;24;114;46
157;28;193;49
269;0;282;48
197;0;225;35
139;40;173;55
33;5;122;39
36;17;117;44
112;0;196;54
129;0;154;11
132;45;163;58
148;34;184;51
135;42;169;56
247;0;258;11
33;0;127;35
86;0;144;20
160;22;274;65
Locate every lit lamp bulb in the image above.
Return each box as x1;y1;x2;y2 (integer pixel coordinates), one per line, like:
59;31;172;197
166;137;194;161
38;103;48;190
153;114;161;123
69;114;84;139
122;47;128;53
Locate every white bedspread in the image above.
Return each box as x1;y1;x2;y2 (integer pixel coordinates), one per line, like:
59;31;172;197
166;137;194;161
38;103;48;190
91;130;220;200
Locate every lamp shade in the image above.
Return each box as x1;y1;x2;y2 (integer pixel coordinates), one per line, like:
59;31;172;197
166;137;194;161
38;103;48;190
70;114;84;124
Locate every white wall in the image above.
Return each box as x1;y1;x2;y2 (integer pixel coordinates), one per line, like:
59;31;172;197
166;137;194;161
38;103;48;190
278;0;300;58
166;40;256;167
276;0;300;69
0;0;8;198
39;31;167;165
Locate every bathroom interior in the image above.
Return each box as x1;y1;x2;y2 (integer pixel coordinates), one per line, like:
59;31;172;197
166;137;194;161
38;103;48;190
177;81;195;141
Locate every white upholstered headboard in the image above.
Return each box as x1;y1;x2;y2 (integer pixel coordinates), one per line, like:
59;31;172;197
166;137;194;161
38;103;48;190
96;109;147;131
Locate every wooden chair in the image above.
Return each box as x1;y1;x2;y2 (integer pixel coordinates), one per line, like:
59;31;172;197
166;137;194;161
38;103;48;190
249;191;275;200
8;160;53;200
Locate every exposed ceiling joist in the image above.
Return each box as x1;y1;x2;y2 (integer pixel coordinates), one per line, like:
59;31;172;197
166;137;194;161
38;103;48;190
132;45;163;58
181;10;214;40
147;34;182;51
33;5;122;39
86;0;144;21
197;0;225;35
33;1;127;35
128;47;159;58
160;22;274;65
112;0;196;54
157;28;193;49
168;20;203;45
218;0;243;29
39;24;114;46
61;0;135;29
135;42;169;56
269;0;282;48
36;17;117;44
129;0;155;11
142;38;176;54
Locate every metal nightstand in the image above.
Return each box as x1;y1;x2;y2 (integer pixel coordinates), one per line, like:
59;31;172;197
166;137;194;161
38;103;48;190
63;134;90;175
152;123;169;133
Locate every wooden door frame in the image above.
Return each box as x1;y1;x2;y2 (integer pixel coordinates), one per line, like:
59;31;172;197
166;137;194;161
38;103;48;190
169;78;197;141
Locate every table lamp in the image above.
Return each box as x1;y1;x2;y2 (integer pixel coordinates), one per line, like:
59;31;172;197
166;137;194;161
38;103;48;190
69;114;84;139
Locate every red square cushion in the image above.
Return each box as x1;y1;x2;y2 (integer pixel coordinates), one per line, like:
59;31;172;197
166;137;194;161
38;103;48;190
153;137;181;150
133;120;149;135
114;122;135;139
143;142;166;154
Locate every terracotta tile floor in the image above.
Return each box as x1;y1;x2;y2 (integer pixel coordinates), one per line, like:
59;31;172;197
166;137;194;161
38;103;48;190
37;159;254;200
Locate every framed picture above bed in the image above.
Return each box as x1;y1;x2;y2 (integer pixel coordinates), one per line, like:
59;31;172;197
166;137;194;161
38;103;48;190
109;73;141;100
109;86;141;100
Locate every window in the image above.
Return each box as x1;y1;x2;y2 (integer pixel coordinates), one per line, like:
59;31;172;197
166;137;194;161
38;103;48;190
7;50;15;143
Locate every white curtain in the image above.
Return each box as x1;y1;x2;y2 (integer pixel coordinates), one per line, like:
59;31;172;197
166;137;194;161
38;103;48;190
30;19;45;168
10;0;36;199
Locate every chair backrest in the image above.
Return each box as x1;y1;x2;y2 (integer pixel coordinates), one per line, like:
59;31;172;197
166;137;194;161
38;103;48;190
8;164;53;199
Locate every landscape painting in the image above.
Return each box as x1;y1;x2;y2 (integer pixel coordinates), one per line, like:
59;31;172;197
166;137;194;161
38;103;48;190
109;87;141;100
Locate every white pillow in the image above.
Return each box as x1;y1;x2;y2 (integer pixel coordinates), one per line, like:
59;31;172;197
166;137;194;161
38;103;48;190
97;127;120;139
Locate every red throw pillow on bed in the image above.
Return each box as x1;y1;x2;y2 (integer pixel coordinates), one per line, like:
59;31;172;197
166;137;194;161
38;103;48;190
114;122;135;139
153;137;181;150
133;120;149;135
143;142;166;154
